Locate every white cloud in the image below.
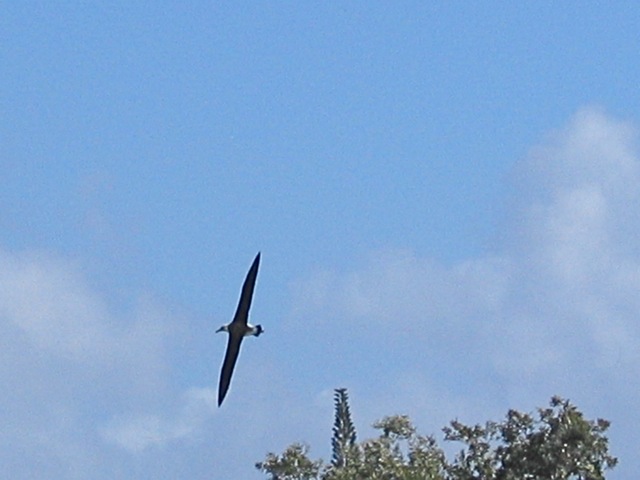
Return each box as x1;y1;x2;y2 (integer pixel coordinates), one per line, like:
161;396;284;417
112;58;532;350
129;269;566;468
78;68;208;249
291;249;507;334
296;108;640;374
501;108;640;373
0;248;202;479
0;251;110;359
0;250;170;372
101;387;216;453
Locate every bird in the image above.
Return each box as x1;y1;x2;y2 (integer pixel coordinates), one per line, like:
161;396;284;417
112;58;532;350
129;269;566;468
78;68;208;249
215;252;263;407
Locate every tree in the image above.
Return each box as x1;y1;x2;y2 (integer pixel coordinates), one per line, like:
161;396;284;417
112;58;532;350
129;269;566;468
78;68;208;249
331;388;357;469
255;443;323;480
443;395;618;480
256;390;617;480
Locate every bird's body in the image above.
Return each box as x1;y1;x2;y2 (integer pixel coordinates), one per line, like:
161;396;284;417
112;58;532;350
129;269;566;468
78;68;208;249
216;253;263;407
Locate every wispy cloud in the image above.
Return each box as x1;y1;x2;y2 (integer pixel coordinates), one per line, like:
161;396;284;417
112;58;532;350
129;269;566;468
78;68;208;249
0;248;202;478
0;250;168;368
294;107;640;372
101;387;216;453
499;108;640;375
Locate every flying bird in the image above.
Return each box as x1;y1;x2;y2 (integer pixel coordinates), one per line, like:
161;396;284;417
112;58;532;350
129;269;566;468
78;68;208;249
216;252;263;406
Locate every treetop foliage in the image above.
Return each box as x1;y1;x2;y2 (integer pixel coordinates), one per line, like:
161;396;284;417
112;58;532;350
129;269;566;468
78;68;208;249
331;388;357;469
256;391;617;480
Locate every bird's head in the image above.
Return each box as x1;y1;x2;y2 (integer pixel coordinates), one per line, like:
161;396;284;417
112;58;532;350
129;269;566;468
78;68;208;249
215;325;228;333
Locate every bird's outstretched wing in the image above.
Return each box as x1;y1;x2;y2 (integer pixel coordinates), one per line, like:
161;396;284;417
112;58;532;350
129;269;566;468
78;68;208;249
232;252;260;324
218;334;243;406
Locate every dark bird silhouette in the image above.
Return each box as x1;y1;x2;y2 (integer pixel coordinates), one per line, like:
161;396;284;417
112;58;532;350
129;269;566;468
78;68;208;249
216;252;263;406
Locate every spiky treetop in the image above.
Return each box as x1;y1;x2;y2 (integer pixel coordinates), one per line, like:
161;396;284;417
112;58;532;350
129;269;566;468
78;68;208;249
331;388;357;468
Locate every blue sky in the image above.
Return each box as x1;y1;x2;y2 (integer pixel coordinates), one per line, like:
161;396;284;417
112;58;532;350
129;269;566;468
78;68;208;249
2;2;640;479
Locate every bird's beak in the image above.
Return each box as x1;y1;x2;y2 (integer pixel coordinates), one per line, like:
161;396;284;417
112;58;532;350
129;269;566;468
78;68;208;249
215;326;224;333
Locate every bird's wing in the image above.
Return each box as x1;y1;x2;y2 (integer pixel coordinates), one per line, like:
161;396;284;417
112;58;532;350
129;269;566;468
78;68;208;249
232;252;260;324
218;334;244;406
